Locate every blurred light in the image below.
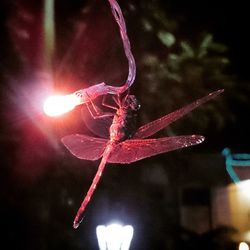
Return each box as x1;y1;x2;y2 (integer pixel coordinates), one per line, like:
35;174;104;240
43;94;80;116
239;242;249;250
237;180;250;200
96;223;134;250
157;31;175;47
43;0;55;69
243;231;250;242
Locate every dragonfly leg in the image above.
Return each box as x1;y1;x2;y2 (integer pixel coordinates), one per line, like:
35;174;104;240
86;97;114;119
112;95;121;106
101;94;118;110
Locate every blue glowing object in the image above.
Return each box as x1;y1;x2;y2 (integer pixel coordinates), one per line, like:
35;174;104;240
222;148;250;183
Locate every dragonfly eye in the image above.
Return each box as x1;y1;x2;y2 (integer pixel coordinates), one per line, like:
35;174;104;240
132;101;141;111
125;95;140;111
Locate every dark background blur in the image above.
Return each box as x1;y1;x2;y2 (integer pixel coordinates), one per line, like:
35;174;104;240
0;0;249;249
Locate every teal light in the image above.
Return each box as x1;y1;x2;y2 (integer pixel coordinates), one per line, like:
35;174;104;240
222;148;250;183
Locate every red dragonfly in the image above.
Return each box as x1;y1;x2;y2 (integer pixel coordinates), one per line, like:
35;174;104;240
62;89;223;228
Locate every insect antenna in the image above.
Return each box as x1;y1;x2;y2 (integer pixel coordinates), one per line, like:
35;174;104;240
101;95;117;111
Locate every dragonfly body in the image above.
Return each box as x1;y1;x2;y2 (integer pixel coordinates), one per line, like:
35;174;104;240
109;95;139;142
62;89;223;228
65;95;139;228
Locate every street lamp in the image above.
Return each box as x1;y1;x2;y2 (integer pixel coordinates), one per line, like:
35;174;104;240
96;223;134;250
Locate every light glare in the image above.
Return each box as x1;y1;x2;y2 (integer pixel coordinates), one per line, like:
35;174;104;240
243;231;250;242
96;224;134;250
120;226;134;250
239;242;249;250
43;94;79;116
96;226;107;250
237;180;250;200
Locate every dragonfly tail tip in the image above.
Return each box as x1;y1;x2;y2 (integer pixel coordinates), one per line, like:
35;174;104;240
73;215;84;229
73;222;79;229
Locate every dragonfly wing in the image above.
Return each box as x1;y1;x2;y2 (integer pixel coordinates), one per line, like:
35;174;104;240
81;105;112;138
133;89;224;139
107;135;205;164
61;134;108;160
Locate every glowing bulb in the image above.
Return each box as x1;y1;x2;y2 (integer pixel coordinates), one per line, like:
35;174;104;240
96;223;134;250
239;242;249;250
43;94;79;117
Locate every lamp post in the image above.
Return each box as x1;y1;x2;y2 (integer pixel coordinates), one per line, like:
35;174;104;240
96;223;134;250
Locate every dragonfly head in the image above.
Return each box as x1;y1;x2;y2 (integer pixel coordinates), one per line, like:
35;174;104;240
123;95;140;111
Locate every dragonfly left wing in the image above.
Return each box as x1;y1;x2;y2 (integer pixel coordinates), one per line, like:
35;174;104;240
108;135;205;164
62;134;108;160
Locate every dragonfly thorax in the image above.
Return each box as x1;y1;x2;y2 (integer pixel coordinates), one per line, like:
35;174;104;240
109;95;140;142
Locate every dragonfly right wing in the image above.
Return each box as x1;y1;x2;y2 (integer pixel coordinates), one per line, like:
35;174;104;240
108;135;205;164
62;134;108;160
133;89;224;139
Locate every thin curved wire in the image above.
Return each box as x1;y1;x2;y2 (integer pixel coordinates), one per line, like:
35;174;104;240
108;0;136;90
73;0;136;104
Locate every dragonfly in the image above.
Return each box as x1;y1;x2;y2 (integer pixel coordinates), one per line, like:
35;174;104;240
62;89;224;228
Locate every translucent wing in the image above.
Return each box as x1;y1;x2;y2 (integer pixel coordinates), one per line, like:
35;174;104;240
81;105;113;138
133;89;224;139
61;134;108;160
107;135;205;164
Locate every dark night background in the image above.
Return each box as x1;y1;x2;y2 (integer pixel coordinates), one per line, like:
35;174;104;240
0;0;249;249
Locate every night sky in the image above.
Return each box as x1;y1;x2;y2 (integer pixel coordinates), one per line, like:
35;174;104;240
0;1;249;250
171;0;250;151
169;0;249;80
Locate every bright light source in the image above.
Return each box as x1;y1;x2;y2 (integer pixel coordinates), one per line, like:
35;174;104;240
239;242;249;250
96;223;134;250
43;94;80;117
243;231;250;242
237;180;250;200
